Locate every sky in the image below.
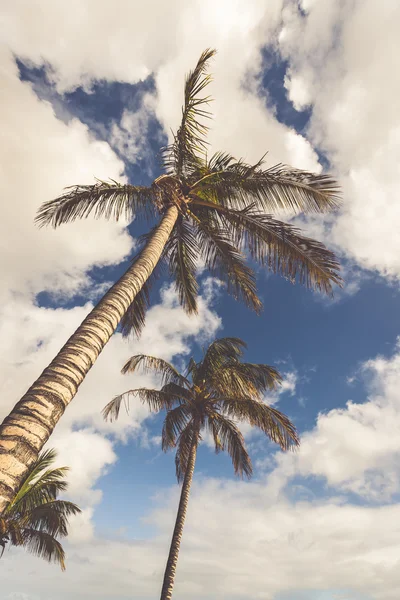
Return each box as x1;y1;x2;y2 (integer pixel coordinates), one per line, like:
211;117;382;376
1;0;400;598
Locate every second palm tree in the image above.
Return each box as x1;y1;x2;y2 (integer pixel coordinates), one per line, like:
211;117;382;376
103;337;299;600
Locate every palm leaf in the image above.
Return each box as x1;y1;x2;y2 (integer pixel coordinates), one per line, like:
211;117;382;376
198;337;247;381
210;363;282;399
162;405;193;451
190;211;262;313
164;216;199;314
206;413;252;478
19;529;66;570
221;397;299;451
190;157;341;213
161;49;216;176
191;200;342;295
121;354;190;387
25;500;81;538
102;388;181;422
35;180;157;227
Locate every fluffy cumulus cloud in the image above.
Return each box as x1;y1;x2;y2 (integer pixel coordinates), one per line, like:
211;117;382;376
280;0;400;279
5;341;400;600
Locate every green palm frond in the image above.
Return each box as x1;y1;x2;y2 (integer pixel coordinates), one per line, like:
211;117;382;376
162;405;192;451
210;363;282;400
190;157;341;213
191;200;342;295
207;413;252;478
164;216;199;314
35;180;157;228
160;383;195;406
221;397;299;451
121;355;190;388
2;449;79;570
174;423;196;483
9;451;69;515
19;528;66;570
161;49;216;176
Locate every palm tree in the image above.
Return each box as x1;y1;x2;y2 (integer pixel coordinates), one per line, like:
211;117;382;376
103;337;300;600
0;48;341;513
0;448;80;570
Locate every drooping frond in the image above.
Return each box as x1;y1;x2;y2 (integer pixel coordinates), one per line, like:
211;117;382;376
221;397;299;451
19;529;66;570
210;363;282;400
175;422;196;483
198;338;247;380
190;158;341;214
164;216;199;314
26;500;81;538
162;405;193;451
9;451;69;515
102;388;178;422
161;49;216;176
191;200;342;295
35;180;157;228
206;413;252;478
121;355;190;387
190;211;262;313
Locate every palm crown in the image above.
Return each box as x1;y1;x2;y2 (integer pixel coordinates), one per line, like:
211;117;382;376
0;448;80;570
36;49;341;338
103;337;299;480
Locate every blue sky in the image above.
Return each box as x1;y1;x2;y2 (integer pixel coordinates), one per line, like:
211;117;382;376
1;1;400;599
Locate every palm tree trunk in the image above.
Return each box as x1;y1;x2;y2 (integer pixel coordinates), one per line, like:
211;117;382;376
160;432;198;600
0;205;179;514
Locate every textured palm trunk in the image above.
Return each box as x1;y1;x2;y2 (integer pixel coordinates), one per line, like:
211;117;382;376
160;431;198;600
0;205;179;514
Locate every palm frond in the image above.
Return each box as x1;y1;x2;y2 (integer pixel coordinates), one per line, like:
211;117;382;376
221;397;299;451
207;413;252;478
35;180;157;228
121;354;190;387
9;451;69;515
102;388;179;422
190;213;262;313
210;363;282;400
162;405;193;451
161;49;216;176
19;529;66;570
190;158;341;213
160;382;195;406
198;338;247;381
164;216;199;314
191;200;342;295
26;500;81;538
174;422;196;483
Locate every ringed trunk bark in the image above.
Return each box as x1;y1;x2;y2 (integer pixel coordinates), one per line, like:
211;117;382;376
160;432;198;600
0;205;179;514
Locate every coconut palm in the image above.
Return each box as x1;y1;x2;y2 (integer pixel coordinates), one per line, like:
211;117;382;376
103;337;299;600
0;48;341;513
0;448;80;570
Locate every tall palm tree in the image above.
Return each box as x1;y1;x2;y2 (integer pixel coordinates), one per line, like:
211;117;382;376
103;337;300;600
0;48;341;513
0;448;80;570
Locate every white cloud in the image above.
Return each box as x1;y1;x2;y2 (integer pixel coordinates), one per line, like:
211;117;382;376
280;0;400;279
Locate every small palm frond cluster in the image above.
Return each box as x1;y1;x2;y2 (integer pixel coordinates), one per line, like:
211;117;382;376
35;49;342;337
103;337;299;482
0;449;80;570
